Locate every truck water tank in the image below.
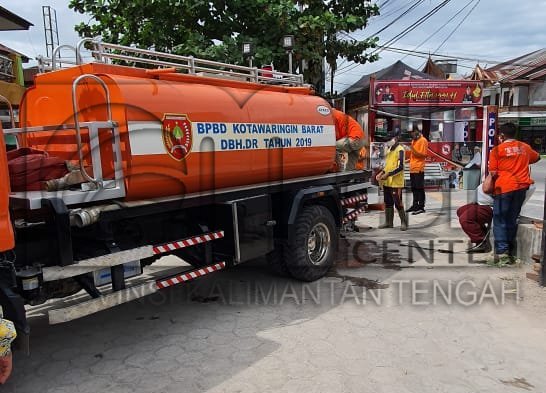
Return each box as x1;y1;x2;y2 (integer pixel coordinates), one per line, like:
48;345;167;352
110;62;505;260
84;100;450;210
19;64;337;201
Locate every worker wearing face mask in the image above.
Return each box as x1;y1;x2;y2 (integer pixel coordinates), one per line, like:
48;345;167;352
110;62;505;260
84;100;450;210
377;130;408;231
406;128;428;215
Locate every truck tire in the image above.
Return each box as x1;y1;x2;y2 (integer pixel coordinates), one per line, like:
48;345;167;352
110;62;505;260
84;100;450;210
285;205;337;282
266;240;290;277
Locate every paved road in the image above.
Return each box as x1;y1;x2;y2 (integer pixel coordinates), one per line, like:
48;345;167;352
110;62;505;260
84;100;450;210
521;158;546;219
4;197;546;393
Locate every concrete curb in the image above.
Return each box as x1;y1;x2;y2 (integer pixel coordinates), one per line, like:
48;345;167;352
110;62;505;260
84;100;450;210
517;223;542;263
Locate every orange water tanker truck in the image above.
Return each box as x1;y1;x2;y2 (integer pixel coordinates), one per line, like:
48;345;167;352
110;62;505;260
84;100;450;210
0;39;375;347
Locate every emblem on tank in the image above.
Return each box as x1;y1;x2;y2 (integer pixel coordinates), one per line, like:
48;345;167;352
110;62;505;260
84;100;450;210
162;114;193;161
316;105;331;116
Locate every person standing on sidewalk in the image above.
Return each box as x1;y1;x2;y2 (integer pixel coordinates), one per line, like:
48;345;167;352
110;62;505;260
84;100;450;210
406;128;429;215
332;109;365;171
378;130;408;231
488;122;540;263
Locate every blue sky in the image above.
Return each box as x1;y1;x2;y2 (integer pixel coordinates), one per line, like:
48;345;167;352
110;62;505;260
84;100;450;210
2;0;546;92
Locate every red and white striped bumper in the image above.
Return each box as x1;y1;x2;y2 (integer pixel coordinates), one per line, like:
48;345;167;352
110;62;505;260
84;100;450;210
152;230;224;255
156;262;227;289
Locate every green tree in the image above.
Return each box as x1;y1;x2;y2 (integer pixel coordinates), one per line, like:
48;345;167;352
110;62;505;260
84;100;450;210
69;0;379;92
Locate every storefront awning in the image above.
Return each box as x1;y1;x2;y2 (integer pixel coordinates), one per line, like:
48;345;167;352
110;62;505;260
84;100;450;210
499;111;546;118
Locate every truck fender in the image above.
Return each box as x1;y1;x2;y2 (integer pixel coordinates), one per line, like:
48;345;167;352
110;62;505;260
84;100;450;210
286;185;342;240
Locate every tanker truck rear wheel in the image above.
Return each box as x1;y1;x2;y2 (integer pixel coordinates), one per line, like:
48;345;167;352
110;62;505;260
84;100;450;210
285;205;337;282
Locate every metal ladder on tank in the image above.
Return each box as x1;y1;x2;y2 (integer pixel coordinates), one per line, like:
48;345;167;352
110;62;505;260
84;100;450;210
42;37;306;87
3;76;126;210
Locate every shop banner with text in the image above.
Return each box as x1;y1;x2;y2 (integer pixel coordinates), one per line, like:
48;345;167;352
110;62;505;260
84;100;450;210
372;80;484;107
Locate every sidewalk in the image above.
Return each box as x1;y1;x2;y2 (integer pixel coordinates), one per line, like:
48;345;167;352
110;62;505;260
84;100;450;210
334;189;545;310
359;189;542;265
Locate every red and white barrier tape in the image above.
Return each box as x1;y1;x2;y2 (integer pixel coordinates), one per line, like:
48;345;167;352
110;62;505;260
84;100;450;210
152;230;224;255
343;206;367;223
156;262;227;289
341;194;368;206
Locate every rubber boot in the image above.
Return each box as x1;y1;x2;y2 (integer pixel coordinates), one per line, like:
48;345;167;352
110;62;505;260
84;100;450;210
378;207;394;229
397;208;408;231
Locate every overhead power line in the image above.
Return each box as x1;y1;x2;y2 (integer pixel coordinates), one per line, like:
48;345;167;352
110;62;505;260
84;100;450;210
334;0;422;79
331;44;540;90
372;0;453;56
336;0;453;76
432;0;481;53
366;0;426;39
375;1;412;21
402;0;476;61
381;46;541;68
345;1;425;42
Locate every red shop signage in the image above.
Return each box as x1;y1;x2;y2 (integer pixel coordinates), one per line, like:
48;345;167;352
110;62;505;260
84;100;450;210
372;80;484;107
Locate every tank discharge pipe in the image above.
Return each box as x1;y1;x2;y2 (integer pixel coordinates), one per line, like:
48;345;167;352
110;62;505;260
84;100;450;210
70;204;121;228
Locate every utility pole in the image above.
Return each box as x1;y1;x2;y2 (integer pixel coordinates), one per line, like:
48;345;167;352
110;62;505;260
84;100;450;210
330;67;335;95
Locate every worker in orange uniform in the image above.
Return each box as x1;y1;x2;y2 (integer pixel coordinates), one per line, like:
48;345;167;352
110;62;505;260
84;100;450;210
332;109;365;171
406;128;428;215
488;122;540;263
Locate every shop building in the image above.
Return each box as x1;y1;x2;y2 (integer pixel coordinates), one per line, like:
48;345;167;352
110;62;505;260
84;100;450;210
470;49;546;153
341;60;438;146
0;5;33;149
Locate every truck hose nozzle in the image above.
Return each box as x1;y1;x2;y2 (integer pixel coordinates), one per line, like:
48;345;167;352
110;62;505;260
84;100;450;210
70;205;121;228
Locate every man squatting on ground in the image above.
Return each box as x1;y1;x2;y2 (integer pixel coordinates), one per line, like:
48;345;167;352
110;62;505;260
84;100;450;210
488;122;540;263
458;183;536;254
406;128;428;215
377;130;408;231
332;109;365;171
457;184;494;253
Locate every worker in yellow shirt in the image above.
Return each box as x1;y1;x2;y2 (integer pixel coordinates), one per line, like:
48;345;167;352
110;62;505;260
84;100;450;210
377;130;408;231
406;128;429;215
